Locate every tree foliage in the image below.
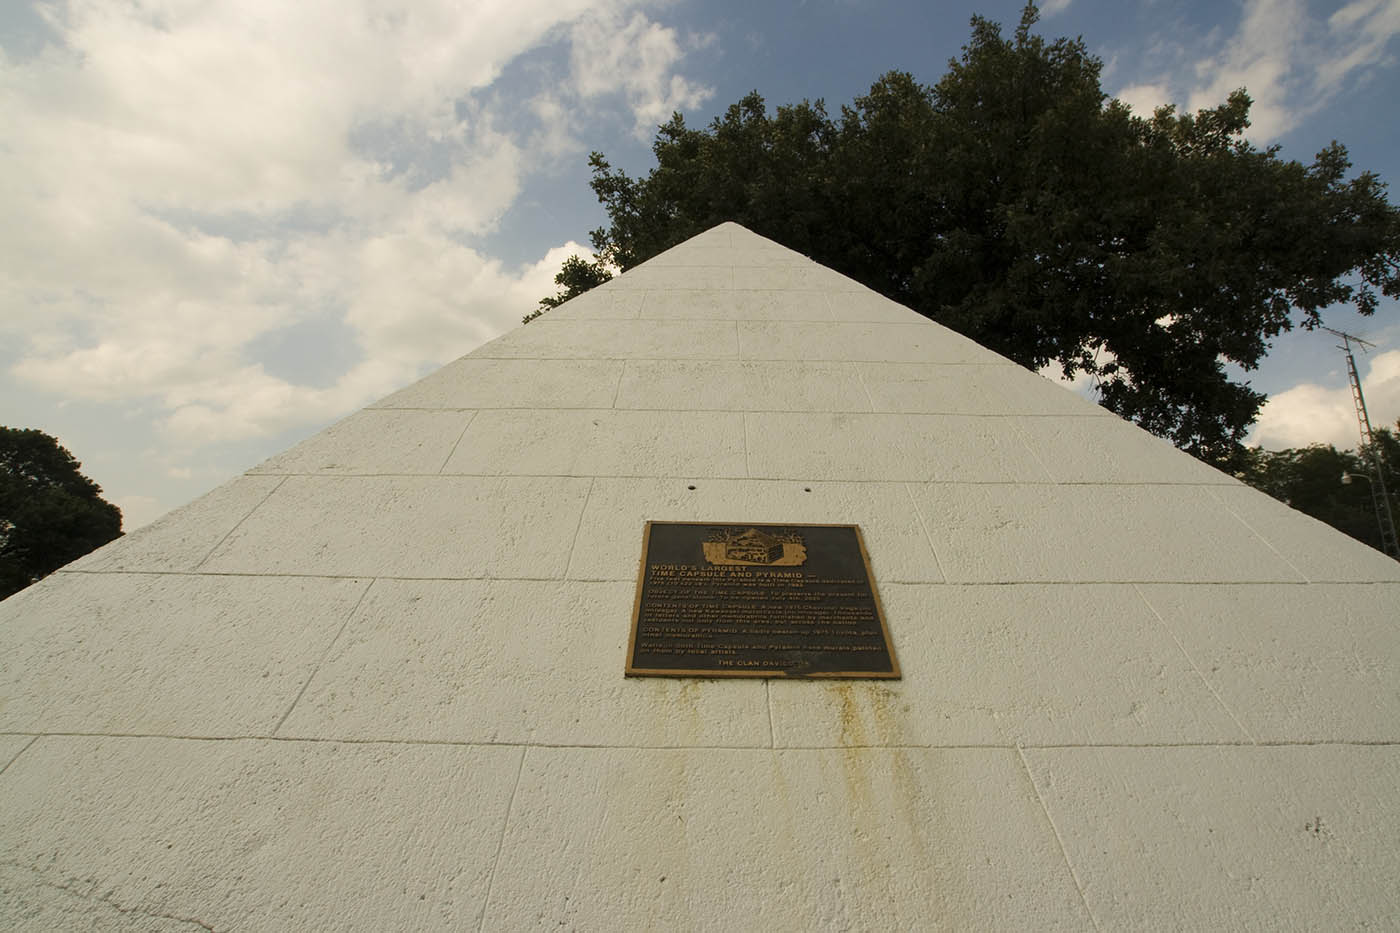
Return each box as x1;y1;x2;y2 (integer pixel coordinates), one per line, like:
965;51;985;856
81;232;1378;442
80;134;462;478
549;3;1400;467
1;427;123;600
524;254;614;324
1237;425;1400;556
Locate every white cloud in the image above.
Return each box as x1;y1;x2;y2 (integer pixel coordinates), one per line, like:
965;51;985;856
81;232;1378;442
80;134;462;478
569;9;715;139
1321;0;1400;90
528;94;583;159
112;494;164;533
1113;0;1400;142
1040;0;1073;17
1184;0;1307;139
1114;83;1173;118
1252;349;1400;449
2;0;707;456
14;235;589;447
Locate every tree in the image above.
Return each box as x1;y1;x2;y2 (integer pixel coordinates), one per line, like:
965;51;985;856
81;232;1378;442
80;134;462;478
547;3;1400;468
524;254;614;324
1237;425;1400;556
1;427;123;600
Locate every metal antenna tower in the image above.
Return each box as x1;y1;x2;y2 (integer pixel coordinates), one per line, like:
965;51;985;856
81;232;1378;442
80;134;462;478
1321;326;1399;558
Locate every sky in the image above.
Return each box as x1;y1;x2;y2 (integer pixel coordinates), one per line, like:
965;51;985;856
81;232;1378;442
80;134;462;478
3;0;1400;530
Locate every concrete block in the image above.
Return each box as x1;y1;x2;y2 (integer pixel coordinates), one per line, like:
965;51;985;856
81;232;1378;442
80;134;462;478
0;864;197;932
1137;582;1400;742
643;246;807;267
733;265;867;291
739;321;1011;364
615;360;872;412
370;358;622;410
635;246;729;267
200;475;591;579
640;289;832;321
912;483;1305;582
1023;745;1400;929
565;477;944;583
1014;415;1236;485
606;265;734;290
0;736;521;931
279;579;770;746
746;412;1051;482
727;290;839;320
725;222;771;243
768;583;1246;747
65;475;284;574
827;291;925;323
1206;484;1400;582
552;287;644;320
249;409;475;475
858;362;1111;417
667;225;733;248
442;409;748;477
746;246;810;260
478;319;739;360
0;737;33;773
483;747;1093;930
632;289;738;321
0;574;368;735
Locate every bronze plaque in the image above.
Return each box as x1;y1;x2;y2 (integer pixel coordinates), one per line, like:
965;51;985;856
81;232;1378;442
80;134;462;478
626;522;899;678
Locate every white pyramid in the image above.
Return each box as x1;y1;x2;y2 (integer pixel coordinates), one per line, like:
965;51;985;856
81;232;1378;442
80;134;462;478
3;223;1398;929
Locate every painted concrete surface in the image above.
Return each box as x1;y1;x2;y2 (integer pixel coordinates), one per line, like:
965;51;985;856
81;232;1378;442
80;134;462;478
0;736;34;774
2;737;522;931
912;482;1310;583
63;473;285;573
484;747;1094;931
1022;745;1400;929
278;579;771;747
566;478;945;583
199;475;593;578
0;573;369;736
1137;582;1400;742
767;584;1250;748
3;222;1398;930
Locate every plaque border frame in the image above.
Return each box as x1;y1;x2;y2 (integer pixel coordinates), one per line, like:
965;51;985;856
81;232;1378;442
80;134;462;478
625;520;901;679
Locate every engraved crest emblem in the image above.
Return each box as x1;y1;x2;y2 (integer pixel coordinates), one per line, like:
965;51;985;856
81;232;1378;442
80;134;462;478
701;526;808;566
